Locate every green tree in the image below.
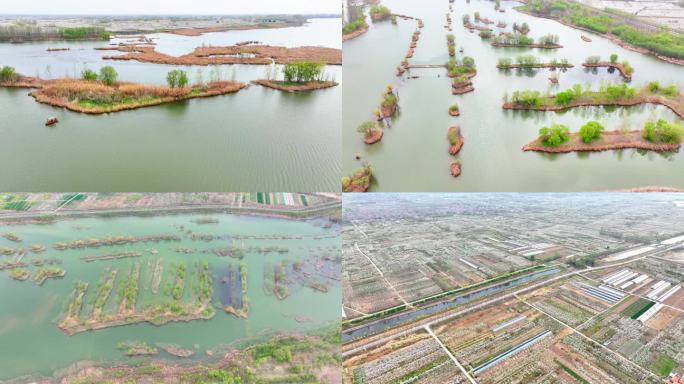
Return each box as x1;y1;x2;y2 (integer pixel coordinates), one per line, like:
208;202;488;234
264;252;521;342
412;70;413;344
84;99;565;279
539;124;570;147
579;121;604;143
643;119;684;144
356;121;378;138
81;68;98;81
0;66;17;82
98;66;118;86
609;53;618;63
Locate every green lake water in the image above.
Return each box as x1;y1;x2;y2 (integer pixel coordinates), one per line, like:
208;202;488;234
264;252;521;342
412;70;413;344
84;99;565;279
0;18;341;191
342;0;684;191
0;212;340;380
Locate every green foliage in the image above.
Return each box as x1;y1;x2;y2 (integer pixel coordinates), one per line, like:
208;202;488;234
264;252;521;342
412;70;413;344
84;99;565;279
579;121;604;143
99;66;118;86
356;120;379;138
643;119;684;144
166;70;189;88
498;57;513;68
585;55;601;64
622;61;634;76
516;54;538;67
449;103;459;113
648;81;661;92
494;33;534;45
610;53;618;63
369;5;391;20
510;90;541;107
81;68;98;81
650;353;676;376
343;17;367;34
537;33;559;46
522;0;684;59
538;124;570;147
0;66;17;82
603;83;635;100
282;61;324;83
555;89;576;105
59;27;109;40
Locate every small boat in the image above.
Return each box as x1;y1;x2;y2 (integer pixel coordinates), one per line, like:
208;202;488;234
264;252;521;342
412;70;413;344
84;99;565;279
45;117;59;126
581;35;592;42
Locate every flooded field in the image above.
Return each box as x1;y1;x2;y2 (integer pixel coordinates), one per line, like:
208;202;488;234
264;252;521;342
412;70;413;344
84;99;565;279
0;18;341;191
0;209;340;380
343;0;684;191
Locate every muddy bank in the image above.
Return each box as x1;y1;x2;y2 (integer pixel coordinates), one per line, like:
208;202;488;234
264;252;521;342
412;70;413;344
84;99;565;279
102;44;342;65
1;78;247;114
448;126;464;155
522;130;681;153
582;62;631;80
343;24;369;42
251;79;338;92
450;162;461;177
364;129;383;145
502;94;684;120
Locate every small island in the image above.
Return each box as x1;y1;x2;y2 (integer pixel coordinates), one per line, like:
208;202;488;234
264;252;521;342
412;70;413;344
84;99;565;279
502;82;684;121
491;33;562;49
0;66;246;114
376;85;399;120
447;58;477;94
448;125;464;155
448;103;460;117
523;120;683;153
252;61;338;92
497;55;572;70
342;163;373;192
343;14;369;41
33;267;66;285
9;268;31;281
357;121;384;145
583;54;634;81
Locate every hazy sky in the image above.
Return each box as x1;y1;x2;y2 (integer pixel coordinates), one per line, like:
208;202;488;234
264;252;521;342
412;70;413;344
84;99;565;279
2;0;339;15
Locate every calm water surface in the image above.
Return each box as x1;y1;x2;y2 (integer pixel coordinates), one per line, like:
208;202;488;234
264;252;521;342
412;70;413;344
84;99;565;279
342;1;684;191
0;212;340;379
0;18;341;191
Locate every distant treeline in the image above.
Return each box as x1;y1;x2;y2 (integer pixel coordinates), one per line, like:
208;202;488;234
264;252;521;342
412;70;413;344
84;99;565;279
0;24;110;42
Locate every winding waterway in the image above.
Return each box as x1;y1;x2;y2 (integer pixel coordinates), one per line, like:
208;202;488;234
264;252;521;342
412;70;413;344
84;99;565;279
0;212;340;380
0;18;341;191
342;0;684;191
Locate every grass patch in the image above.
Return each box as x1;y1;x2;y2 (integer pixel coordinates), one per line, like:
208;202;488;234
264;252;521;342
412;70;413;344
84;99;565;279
651;353;676;376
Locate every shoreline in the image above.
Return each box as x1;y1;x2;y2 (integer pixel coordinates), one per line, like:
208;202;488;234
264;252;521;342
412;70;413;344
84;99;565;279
516;7;684;67
25;79;247;114
491;42;563;49
343;24;369;42
251;79;338;92
502;94;684;120
522;130;681;153
101;44;342;66
582;62;632;80
498;63;573;69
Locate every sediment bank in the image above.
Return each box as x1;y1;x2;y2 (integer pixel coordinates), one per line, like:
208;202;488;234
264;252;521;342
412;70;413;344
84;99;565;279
582;62;632;80
0;77;247;114
522;130;681;153
101;44;342;65
251;79;338;92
